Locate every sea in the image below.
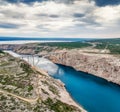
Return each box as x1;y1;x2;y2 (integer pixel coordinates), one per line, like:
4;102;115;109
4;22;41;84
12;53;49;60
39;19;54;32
0;37;92;44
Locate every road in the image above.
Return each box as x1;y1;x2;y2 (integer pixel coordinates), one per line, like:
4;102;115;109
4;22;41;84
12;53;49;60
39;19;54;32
0;89;39;103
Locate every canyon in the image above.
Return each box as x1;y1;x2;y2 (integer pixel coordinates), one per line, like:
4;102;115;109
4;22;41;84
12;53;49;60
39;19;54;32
0;43;120;85
46;49;120;85
0;41;120;112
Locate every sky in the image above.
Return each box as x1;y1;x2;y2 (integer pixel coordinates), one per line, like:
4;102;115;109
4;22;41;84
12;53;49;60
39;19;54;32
0;0;120;38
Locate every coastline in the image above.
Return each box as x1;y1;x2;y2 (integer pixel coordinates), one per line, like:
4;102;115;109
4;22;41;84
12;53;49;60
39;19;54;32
56;63;120;88
0;40;72;44
47;49;120;85
33;66;87;112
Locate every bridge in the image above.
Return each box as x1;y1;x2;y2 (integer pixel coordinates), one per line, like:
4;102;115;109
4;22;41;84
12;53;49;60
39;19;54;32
20;51;67;66
1;45;67;66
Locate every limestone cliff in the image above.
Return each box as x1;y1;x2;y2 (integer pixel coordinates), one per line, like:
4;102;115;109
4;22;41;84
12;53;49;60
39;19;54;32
0;52;85;112
46;49;120;85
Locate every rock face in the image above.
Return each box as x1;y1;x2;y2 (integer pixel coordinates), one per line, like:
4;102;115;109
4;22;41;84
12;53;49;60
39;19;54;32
0;44;36;54
0;52;85;112
47;49;120;85
1;44;120;85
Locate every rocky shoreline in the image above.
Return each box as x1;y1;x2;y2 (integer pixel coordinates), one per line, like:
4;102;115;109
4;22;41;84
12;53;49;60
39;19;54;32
46;49;120;85
4;50;86;112
32;66;86;112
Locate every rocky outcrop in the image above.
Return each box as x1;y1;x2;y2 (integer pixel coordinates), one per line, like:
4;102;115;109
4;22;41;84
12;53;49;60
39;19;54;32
0;44;36;54
0;52;86;112
46;49;120;85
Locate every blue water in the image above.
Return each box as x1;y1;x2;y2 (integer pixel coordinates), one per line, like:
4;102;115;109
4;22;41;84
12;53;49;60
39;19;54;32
0;37;92;42
53;64;120;112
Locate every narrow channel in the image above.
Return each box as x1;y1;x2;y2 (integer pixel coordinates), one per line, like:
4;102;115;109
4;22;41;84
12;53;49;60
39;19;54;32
52;64;120;112
5;50;120;112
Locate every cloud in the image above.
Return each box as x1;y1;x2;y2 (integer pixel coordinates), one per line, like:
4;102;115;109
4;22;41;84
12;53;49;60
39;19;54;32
5;0;45;4
6;0;120;6
0;0;120;38
93;5;120;26
94;0;120;7
73;13;85;18
49;14;59;18
0;22;21;29
5;0;76;4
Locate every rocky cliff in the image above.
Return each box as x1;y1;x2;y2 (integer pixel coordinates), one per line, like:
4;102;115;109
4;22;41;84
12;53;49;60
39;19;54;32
1;44;120;85
0;51;85;112
46;49;120;85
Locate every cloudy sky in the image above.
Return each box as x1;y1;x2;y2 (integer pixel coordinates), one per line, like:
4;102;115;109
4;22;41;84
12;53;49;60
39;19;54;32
0;0;120;38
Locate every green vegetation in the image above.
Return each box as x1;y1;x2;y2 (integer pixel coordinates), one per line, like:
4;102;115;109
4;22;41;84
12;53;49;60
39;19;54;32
28;85;33;92
0;54;35;98
43;98;81;112
89;38;120;54
39;42;92;49
0;94;33;112
49;85;59;95
35;47;43;54
89;38;120;44
20;62;34;74
95;43;120;54
0;50;4;54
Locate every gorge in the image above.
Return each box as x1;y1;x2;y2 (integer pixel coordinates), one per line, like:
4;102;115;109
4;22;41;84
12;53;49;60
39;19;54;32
46;49;120;85
1;50;85;112
5;50;120;112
